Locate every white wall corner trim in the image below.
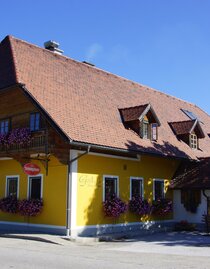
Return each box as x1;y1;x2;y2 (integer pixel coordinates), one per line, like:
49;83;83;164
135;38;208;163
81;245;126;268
70;150;78;231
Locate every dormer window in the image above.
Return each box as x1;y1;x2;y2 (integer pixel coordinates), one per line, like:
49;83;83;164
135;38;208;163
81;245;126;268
151;123;158;141
119;103;160;141
181;109;203;123
140;119;158;141
169;119;204;150
189;133;197;149
142;119;149;139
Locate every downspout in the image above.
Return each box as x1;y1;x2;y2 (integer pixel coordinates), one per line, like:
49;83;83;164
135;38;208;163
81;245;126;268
66;146;91;237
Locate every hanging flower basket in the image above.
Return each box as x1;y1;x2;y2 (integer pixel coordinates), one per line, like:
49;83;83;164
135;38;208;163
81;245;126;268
0;197;19;213
151;198;172;216
0;128;31;148
103;195;127;218
18;199;43;216
7;128;31;145
129;196;151;216
0;133;9;146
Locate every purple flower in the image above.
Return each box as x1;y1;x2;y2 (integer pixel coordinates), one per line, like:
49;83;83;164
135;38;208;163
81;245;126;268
151;198;172;216
0;197;18;213
103;195;127;218
18;199;43;216
129;196;151;215
0;133;9;146
0;128;31;147
8;128;31;145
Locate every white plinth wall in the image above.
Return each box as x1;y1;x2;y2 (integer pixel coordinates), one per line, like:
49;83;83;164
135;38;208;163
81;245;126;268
173;190;210;223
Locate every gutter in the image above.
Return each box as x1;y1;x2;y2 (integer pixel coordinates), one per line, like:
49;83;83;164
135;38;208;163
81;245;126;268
69;140;191;161
66;146;91;237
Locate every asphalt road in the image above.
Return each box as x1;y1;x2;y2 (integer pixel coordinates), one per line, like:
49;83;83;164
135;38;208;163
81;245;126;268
0;232;210;269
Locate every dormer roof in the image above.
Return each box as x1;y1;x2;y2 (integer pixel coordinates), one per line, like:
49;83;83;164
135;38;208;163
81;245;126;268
169;120;205;139
119;103;161;126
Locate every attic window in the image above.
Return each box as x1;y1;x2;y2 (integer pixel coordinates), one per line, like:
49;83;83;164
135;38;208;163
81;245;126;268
140;119;158;141
169;120;205;150
119;103;160;141
181;109;203;123
151;123;158;140
142;119;149;139
189;133;197;149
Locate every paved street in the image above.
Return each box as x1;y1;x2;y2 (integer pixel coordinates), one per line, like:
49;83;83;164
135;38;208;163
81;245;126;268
0;232;210;269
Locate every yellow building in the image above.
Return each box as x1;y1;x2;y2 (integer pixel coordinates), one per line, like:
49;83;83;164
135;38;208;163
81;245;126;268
0;36;209;236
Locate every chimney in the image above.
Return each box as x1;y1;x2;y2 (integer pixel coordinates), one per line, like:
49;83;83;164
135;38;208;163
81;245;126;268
44;40;64;55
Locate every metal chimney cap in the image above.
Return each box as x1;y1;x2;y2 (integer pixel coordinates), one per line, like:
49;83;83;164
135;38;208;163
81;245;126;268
44;40;64;55
44;40;59;49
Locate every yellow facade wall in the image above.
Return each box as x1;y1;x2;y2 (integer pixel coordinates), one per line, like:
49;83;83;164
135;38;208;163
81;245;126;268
77;154;180;226
0;156;67;226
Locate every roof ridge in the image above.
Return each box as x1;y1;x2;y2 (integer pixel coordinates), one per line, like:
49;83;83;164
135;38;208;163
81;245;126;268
6;35;19;83
0;35;18;84
8;35;199;110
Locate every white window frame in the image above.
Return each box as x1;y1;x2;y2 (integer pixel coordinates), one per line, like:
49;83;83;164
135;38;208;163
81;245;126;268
27;174;43;200
5;175;20;198
153;179;165;201
103;175;119;202
151;123;158;141
130;177;144;200
190;133;198;149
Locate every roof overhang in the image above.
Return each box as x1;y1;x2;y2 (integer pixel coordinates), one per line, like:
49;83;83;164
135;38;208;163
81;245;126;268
190;119;205;138
17;83;70;143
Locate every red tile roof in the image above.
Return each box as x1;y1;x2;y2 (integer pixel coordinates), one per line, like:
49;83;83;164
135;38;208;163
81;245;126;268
171;158;210;189
1;35;210;159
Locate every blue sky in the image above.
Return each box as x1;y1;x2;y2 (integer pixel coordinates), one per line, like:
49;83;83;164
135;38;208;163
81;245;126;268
1;0;210;113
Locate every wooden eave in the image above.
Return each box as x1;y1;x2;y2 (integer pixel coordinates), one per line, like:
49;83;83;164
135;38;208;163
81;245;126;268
138;103;161;126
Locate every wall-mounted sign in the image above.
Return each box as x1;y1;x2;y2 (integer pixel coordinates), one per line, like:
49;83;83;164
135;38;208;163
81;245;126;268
23;163;41;176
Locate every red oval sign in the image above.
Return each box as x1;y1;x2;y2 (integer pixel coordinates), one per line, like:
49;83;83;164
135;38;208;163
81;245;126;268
23;163;41;176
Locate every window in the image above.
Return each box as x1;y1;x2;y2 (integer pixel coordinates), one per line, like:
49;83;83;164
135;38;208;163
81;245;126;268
151;123;158;141
153;179;165;200
6;176;19;198
140;121;158;141
30;112;43;131
28;175;43;199
181;109;203;123
103;176;118;201
181;190;201;213
190;133;197;149
142;120;149;139
0;119;9;135
130;177;143;199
